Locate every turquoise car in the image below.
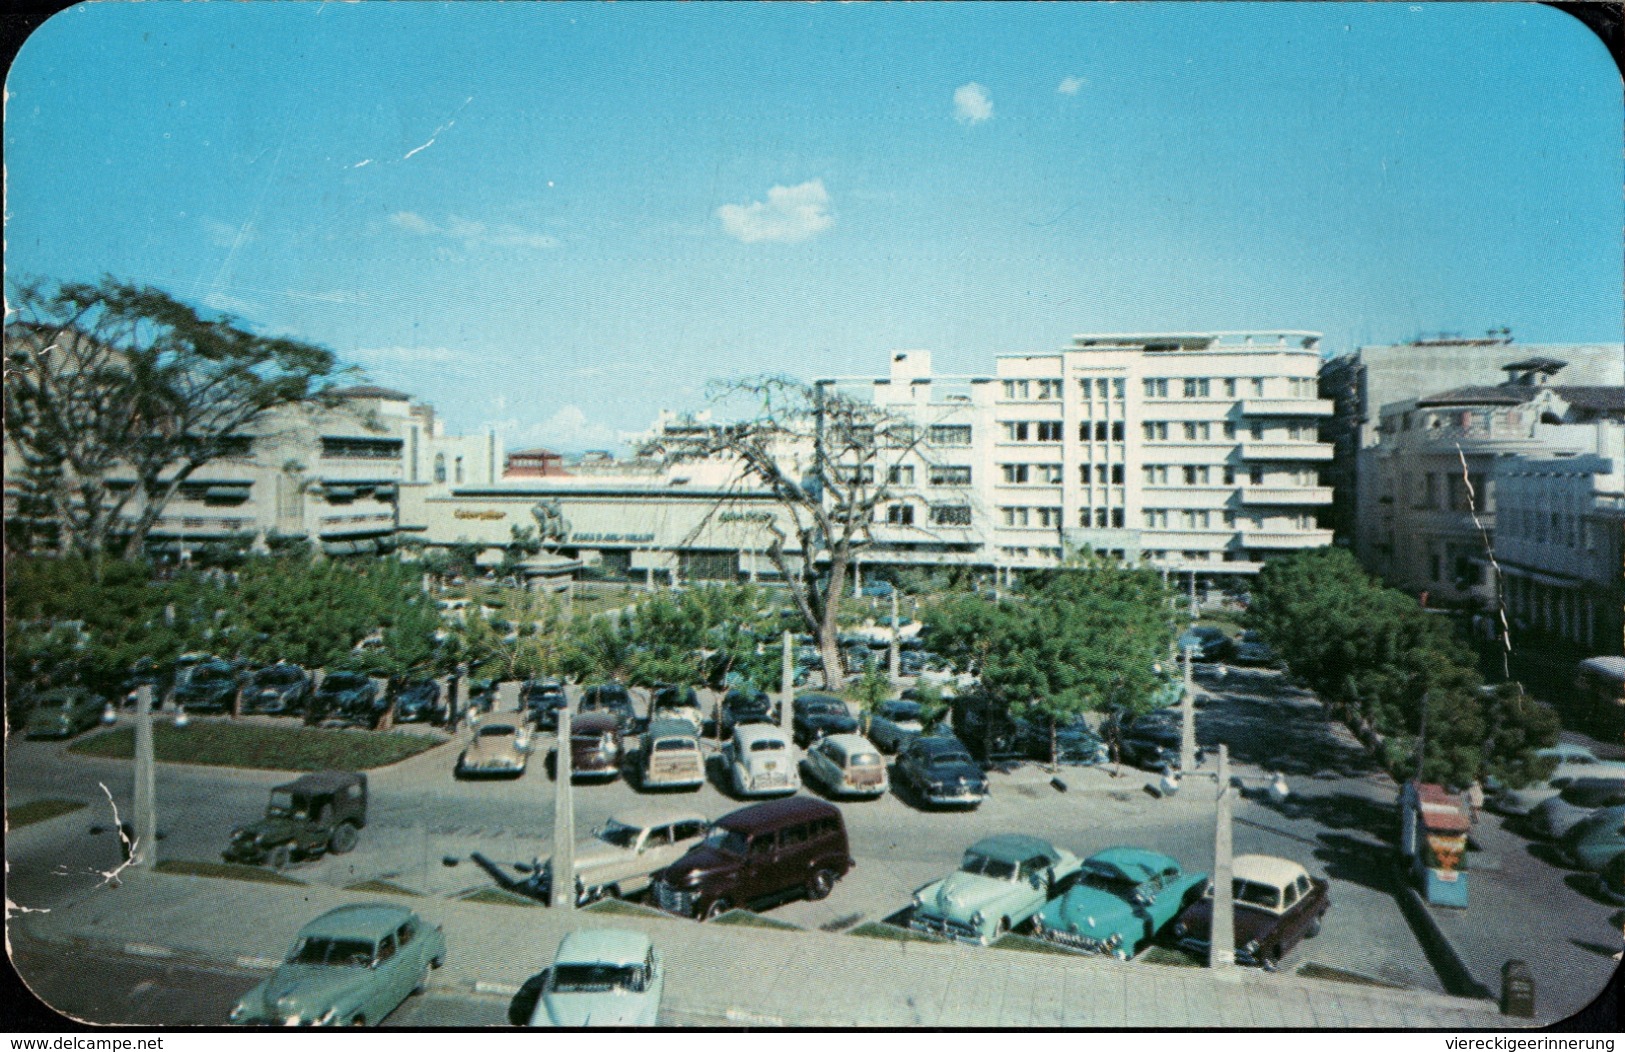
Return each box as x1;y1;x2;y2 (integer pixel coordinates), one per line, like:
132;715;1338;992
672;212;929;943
1030;847;1208;959
229;903;445;1026
1558;804;1625;872
909;834;1083;945
529;929;663;1027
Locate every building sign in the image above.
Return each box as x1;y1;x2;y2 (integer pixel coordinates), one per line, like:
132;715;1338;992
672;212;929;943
455;509;507;521
719;511;774;524
571;532;656;544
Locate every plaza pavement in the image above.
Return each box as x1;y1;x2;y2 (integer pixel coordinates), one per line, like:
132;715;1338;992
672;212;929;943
16;864;1516;1028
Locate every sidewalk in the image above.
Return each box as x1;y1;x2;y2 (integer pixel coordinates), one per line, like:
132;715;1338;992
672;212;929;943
18;869;1518;1028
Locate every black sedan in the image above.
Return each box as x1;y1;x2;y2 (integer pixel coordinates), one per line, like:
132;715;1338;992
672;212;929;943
311;672;384;726
894;734;988;808
1015;716;1109;766
792;692;859;746
242;663;311;716
174;660;241;713
392;678;447;724
522;679;569;730
579;683;639;733
868;699;927;753
720;688;777;734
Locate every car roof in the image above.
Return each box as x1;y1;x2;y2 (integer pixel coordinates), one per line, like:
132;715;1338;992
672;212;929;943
1084;847;1180;882
273;770;365;795
1232;854;1310;888
718;795;840;834
915;734;970;754
554;929;651;968
795;692;844;705
818;733;877;753
607;806;709;830
571;712;620;733
968;834;1059;864
479;712;526;730
299;903;416;941
734;722;790;744
646;717;699;739
1542;743;1599;761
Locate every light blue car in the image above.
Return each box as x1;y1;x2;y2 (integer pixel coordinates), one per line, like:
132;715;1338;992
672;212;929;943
529;929;663;1027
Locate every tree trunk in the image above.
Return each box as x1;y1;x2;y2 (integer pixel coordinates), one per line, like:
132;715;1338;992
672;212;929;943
1050;715;1058;773
231;684;243;720
818;556;848;689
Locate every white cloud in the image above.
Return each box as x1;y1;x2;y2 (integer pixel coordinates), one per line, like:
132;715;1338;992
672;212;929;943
1058;76;1085;96
490;405;620;454
716;180;834;244
201;291;260;316
388;211;560;251
350;345;464;366
953;82;993;124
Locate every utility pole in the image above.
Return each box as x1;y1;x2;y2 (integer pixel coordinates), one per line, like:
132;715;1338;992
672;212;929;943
1211;743;1234;972
551;702;575;910
780;629;795;736
1180;644;1197;774
131;684;158;870
888;590;901;686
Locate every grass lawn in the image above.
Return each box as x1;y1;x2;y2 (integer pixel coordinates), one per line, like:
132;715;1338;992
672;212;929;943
848;921;946;945
457;886;541;908
154;859;306;886
711;910;802;931
991;933;1079;957
1137;945;1203;968
68;723;443;771
8;799;88;828
344;878;421;897
583;898;673;920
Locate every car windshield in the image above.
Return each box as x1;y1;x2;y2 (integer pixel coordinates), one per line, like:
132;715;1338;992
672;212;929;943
802;698;843;714
478;725;515;738
702;827;749;855
1233;879;1282;909
194;667;233;684
265;791;310;820
749;739;786;753
652;738;694;752
960;852;1017;880
1080;863;1138;891
323;675;366;692
289;937;375;967
595;820;644;849
550;964;646;994
256;668;302;685
848;752;882;768
881;702;922;721
927;750;973;768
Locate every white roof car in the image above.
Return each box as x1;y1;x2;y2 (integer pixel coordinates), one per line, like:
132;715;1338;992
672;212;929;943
725;723;800;797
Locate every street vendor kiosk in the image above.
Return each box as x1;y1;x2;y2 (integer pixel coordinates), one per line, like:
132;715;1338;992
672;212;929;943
1400;781;1471;907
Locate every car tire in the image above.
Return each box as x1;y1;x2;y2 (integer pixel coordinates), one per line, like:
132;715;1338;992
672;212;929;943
267;844;292;871
328;822;359;855
702;898;731;922
806;868;836;901
1305;916;1322;939
350;1016;366;1027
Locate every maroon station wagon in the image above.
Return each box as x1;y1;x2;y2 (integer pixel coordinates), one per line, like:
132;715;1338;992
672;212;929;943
647;796;852;921
567;711;624;781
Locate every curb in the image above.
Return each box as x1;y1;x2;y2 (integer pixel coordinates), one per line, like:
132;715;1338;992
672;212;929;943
1394;880;1496;1003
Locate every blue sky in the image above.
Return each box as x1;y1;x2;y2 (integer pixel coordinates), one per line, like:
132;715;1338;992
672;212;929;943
7;2;1621;452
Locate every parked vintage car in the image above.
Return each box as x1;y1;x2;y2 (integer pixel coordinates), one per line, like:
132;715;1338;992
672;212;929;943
791;693;859;746
723;722;801;798
243;663;311;716
1230;631;1279;667
311;672;385;726
579;683;639;734
1524;778;1625;840
522;679;570;731
910;835;1083;945
1558;804;1625;871
867;698;927;753
528;929;664;1027
223;771;368;870
121;658;173;709
1595;851;1625;904
648;796;852;920
539;809;711;905
895;734;989;808
951;691;1024;762
637;718;706;791
650;684;705;735
1014;715;1109;766
565;711;624;781
228;903;444;1026
799;732;886;799
174;659;241;713
719;688;777;735
1031;847;1209;960
1172;854;1329;969
24;687;105;739
456;714;532;778
391;678;447;725
1177;626;1233;662
1493;745;1625;816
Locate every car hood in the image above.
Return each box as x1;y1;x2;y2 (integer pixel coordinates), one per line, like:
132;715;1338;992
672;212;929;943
462;738;524;762
802;711;858;730
178;681;235;700
257;965;371;1018
657;846;738;884
1040;885;1138;934
920;871;1013;919
569;840;636;876
235;817;304;841
535;990;656;1027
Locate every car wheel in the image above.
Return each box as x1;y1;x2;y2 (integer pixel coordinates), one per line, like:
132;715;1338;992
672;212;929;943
267;844;292;871
349;1016;366;1027
1305;916;1322;939
328;822;359;855
806;868;836;901
702;898;732;922
1262;948;1280;973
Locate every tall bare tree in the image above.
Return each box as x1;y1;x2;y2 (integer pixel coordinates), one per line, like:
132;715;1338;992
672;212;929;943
655;376;931;688
4;277;343;564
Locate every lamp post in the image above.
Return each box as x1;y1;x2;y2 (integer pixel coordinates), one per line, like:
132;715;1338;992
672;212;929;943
131;684;160;870
551;700;575;911
888;590;901;686
1211;744;1234;972
1180;644;1198;775
779;629;795;737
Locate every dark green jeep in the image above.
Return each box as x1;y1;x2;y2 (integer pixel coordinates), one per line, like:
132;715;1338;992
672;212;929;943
223;770;367;870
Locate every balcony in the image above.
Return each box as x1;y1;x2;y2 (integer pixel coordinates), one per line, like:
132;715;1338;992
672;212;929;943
146;516;254;538
1239;442;1333;462
1240;398;1333;417
1240;487;1334;507
319;512;396;538
1239;528;1335;549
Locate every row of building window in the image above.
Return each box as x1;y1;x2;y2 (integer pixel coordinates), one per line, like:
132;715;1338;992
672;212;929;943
1001;376;1318;402
884;504;973;527
1500;506;1600;550
1411;472;1490;512
321;437;404;460
1142;421;1319;443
